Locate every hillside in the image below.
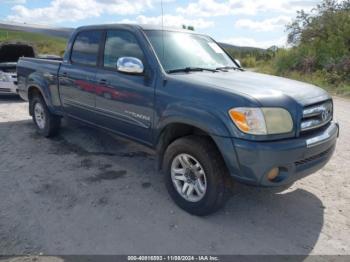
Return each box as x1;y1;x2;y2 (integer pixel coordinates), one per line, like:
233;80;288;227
218;42;266;53
0;22;266;57
0;21;73;38
0;28;67;56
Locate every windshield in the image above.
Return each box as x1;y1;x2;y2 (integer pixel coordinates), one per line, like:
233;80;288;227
145;30;237;72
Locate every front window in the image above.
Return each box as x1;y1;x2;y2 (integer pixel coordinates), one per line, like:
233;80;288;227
103;30;145;69
145;30;236;72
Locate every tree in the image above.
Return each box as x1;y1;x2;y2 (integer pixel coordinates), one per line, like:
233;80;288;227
187;26;195;31
181;24;195;31
284;0;350;74
287;0;350;46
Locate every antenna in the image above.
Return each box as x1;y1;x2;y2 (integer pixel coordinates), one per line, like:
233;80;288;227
161;0;164;27
161;0;165;64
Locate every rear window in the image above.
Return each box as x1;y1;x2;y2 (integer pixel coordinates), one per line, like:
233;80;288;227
71;30;102;66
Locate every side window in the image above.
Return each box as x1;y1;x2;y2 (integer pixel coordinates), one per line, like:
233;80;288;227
71;30;102;66
103;30;145;69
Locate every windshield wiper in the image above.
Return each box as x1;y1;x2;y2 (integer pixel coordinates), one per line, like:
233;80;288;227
167;67;218;74
215;66;242;71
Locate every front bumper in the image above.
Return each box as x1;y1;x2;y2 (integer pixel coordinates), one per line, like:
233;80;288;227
229;121;339;186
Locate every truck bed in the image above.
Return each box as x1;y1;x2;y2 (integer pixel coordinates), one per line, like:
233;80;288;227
17;57;62;103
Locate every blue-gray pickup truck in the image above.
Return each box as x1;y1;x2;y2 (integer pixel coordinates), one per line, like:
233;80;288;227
17;24;339;215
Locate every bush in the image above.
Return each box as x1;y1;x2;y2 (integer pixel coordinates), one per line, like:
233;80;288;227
273;49;299;73
253;0;350;96
241;56;256;68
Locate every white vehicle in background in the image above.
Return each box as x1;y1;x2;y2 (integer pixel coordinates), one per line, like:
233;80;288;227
0;62;18;95
0;43;35;95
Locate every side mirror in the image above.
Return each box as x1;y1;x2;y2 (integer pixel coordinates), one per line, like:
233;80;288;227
234;59;241;68
117;57;144;74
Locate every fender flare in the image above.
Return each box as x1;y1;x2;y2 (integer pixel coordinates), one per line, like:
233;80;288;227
27;73;55;115
154;103;232;170
155;103;231;139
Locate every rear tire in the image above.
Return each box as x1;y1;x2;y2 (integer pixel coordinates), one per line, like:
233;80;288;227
163;135;229;216
30;94;61;137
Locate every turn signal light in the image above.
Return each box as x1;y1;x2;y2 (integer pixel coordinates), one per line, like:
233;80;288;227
229;110;250;132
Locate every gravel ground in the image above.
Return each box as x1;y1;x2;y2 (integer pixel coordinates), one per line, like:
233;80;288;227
0;95;349;255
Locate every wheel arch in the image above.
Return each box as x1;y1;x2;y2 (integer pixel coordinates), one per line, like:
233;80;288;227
27;83;61;116
155;122;226;171
28;85;46;116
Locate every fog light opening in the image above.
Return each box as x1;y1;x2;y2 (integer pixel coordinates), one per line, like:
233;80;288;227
267;167;280;182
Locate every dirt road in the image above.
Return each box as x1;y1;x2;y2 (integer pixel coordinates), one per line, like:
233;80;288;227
0;96;349;255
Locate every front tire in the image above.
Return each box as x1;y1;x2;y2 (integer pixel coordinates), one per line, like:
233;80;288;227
163;136;229;216
30;94;61;137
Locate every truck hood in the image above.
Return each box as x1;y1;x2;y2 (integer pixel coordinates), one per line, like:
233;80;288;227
175;70;330;106
0;43;35;63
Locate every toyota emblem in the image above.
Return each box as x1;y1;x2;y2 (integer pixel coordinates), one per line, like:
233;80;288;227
322;108;330;121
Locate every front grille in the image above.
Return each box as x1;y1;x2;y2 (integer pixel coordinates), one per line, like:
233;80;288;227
301;100;333;132
295;146;334;166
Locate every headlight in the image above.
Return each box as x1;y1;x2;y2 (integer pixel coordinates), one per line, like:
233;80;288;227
229;107;293;135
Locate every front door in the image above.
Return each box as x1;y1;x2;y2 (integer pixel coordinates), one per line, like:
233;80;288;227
95;30;154;144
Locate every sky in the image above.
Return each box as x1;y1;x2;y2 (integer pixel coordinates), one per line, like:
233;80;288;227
0;0;324;48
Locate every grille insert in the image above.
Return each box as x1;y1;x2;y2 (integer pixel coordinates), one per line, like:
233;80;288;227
301;101;333;132
295;146;334;166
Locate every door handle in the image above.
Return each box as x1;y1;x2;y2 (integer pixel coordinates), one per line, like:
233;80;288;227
99;79;107;85
61;72;68;77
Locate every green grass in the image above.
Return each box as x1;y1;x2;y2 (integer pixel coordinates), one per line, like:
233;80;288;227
255;62;350;97
0;29;67;56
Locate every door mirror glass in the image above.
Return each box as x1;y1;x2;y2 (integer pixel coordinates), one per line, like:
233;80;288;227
117;57;144;74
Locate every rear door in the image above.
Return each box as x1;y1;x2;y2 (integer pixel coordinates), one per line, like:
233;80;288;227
94;29;155;144
58;30;103;120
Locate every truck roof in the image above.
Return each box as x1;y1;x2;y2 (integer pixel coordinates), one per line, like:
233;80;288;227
75;23;203;34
